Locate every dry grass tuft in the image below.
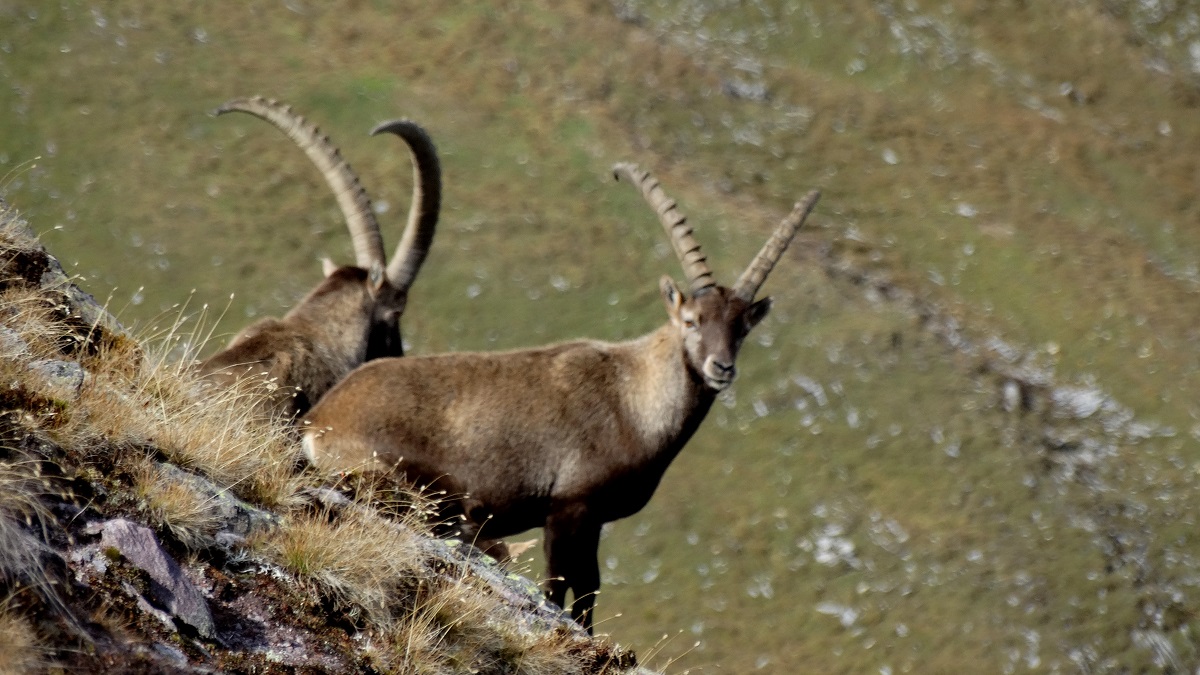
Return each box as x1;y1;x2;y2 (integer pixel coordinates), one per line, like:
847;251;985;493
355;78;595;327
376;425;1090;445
0;602;49;674
505;628;596;675
0;288;73;362
252;487;611;673
376;573;526;675
379;557;632;675
0;455;70;624
253;504;424;625
127;454;224;551
379;599;457;675
63;310;313;510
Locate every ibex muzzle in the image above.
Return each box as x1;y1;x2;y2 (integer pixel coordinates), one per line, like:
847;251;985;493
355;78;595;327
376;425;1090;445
197;97;440;418
302;162;819;632
669;281;770;391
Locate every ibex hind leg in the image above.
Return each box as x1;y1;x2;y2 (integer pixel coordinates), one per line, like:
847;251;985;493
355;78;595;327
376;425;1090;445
543;512;602;634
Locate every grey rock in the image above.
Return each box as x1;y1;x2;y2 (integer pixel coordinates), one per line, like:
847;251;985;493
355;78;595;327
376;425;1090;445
39;249;125;338
99;518;216;639
123;580;176;632
213;532;246;550
156;462;279;541
68;543;110;582
0;325;29;358
424;538;577;634
0;202;127;340
722;76;769;101
27;359;85;402
151;641;191;667
302;486;350;510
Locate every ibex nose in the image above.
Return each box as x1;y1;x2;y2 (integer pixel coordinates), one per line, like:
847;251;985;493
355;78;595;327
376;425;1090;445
702;358;737;391
701;356;736;390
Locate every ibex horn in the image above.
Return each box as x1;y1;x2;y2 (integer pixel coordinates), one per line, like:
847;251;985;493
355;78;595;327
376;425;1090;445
613;163;716;294
370;119;442;291
731;189;820;301
215;96;386;270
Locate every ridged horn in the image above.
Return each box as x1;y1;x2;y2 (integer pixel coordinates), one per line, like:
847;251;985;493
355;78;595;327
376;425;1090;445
731;189;820;301
370;119;442;291
215;96;385;270
613;163;715;293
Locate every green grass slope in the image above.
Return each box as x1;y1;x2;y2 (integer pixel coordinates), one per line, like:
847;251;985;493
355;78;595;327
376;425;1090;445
3;1;1199;671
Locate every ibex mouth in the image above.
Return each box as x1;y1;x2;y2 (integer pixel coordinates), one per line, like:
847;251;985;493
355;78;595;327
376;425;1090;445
703;375;735;391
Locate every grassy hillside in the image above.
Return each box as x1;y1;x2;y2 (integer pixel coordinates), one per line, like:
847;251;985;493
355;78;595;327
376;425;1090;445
3;1;1199;671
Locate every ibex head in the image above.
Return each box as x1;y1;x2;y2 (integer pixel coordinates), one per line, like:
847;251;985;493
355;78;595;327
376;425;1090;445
198;99;441;418
660;280;768;391
615;163;820;391
217;99;441;359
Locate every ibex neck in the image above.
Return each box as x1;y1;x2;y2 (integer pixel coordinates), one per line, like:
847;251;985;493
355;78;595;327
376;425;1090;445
622;324;714;455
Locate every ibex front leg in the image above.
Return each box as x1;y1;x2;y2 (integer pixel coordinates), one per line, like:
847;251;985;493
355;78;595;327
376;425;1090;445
544;506;602;634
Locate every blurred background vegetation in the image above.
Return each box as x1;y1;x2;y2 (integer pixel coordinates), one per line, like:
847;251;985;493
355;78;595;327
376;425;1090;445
2;1;1199;671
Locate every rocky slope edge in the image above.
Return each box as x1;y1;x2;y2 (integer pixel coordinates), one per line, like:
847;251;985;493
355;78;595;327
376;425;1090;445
0;199;652;674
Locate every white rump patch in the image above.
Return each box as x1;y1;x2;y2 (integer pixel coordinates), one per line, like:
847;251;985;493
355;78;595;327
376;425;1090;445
300;429;321;464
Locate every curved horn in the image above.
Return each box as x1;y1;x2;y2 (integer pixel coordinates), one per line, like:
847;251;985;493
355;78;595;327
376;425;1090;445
731;189;820;301
370;119;442;291
613;162;715;293
215;96;385;269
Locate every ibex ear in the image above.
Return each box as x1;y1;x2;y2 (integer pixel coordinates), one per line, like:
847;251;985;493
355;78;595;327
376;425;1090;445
660;275;684;318
321;257;338;277
744;296;772;330
368;261;386;293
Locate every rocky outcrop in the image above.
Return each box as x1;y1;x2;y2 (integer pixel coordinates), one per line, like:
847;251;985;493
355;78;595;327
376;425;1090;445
94;518;218;639
0;199;653;674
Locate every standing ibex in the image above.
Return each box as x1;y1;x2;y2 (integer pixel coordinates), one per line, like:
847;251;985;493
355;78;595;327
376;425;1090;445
301;163;819;632
198;97;440;418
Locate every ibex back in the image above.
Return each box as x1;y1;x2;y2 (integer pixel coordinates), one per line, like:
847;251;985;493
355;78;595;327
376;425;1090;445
302;163;819;632
197;97;440;418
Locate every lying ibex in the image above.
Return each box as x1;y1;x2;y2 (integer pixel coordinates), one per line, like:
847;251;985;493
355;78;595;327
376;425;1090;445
302;163;819;632
198;96;441;418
